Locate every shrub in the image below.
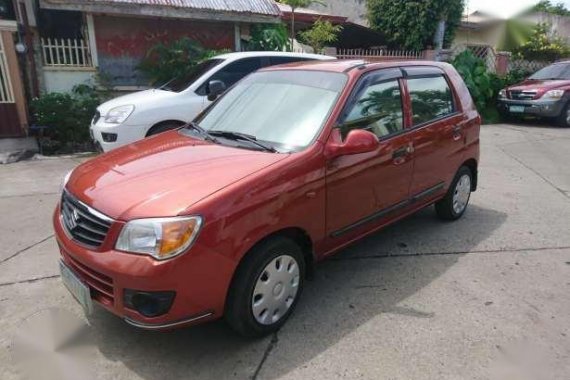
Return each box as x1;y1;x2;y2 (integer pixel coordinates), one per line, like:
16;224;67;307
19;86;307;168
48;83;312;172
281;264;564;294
249;23;290;51
513;23;570;62
452;50;495;111
31;83;107;154
137;37;220;86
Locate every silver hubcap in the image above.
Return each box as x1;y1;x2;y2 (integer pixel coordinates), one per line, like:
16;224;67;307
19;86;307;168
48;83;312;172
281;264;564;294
252;255;300;325
452;174;471;214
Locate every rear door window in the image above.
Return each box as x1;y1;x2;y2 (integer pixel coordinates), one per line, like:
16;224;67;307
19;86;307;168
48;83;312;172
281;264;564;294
407;76;455;126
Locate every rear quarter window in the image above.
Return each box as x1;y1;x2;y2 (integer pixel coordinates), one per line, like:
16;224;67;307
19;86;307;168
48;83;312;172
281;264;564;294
407;76;455;126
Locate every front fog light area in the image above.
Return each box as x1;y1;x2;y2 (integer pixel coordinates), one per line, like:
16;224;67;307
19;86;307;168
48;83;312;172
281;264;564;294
124;290;176;317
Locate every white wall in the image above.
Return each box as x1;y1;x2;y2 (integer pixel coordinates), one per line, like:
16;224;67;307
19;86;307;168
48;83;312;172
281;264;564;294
42;68;97;93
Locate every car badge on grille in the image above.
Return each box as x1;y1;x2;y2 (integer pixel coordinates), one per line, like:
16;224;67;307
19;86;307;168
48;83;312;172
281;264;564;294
69;209;80;231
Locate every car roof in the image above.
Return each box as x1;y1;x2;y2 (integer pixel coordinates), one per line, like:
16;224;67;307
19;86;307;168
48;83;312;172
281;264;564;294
260;59;453;73
214;51;335;61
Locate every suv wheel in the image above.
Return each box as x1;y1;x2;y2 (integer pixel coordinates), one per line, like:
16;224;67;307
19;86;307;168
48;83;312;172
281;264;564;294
225;237;305;337
557;103;570;128
435;166;473;220
146;122;182;137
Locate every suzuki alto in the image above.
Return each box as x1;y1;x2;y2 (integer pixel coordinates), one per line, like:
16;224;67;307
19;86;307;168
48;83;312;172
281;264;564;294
54;60;480;337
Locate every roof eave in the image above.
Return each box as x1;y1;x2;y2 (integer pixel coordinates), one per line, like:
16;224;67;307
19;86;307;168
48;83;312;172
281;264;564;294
39;0;281;23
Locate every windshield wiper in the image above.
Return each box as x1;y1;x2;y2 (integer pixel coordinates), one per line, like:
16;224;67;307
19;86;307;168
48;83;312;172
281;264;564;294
208;130;277;153
185;122;217;142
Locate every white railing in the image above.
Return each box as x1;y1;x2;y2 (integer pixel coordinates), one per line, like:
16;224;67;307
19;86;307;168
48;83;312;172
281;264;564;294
41;37;93;67
0;36;15;103
336;48;424;61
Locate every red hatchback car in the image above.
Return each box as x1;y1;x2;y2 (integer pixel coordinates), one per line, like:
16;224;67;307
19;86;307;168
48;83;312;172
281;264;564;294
54;60;480;337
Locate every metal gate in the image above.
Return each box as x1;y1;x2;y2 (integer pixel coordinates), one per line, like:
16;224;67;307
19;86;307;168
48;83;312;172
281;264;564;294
0;34;21;137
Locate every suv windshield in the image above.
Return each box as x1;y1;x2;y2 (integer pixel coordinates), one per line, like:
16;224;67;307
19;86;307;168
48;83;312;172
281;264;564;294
529;63;570;80
161;59;224;92
194;70;347;151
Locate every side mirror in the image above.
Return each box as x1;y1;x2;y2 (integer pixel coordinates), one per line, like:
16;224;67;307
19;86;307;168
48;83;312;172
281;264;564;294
325;129;379;159
207;80;226;101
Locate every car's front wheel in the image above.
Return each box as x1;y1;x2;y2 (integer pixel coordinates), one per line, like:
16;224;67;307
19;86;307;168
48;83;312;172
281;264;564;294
556;102;570;128
225;237;305;337
435;166;473;220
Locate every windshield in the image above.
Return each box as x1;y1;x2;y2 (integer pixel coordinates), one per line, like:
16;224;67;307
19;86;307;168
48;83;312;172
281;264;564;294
529;63;570;80
195;70;347;151
161;59;224;92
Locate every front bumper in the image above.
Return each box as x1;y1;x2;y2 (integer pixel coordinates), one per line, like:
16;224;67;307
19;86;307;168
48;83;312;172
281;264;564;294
497;97;566;118
53;206;235;330
90;121;149;152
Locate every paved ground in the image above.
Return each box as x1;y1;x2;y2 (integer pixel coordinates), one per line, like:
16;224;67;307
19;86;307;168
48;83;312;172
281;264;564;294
1;123;569;380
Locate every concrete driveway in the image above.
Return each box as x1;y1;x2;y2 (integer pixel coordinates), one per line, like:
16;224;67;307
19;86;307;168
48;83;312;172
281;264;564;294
1;124;569;380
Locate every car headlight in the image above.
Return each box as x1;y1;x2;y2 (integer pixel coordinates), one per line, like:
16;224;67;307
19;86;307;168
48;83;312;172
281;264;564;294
116;216;203;260
61;170;73;192
542;90;565;100
104;105;135;124
498;89;507;99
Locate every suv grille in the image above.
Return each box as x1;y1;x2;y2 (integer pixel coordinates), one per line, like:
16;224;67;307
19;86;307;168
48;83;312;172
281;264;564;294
92;111;101;124
61;191;113;248
508;90;537;100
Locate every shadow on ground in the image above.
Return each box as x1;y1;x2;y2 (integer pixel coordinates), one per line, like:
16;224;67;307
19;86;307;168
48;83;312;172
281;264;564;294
88;204;507;380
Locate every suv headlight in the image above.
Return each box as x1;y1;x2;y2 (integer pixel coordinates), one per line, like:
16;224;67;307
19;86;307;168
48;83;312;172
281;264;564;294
60;170;73;192
104;105;135;124
542;90;565;100
116;216;203;260
498;89;507;99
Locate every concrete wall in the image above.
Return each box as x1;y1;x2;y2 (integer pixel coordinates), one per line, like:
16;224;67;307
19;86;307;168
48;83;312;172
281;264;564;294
454;23;506;49
308;0;368;26
42;67;96;93
524;12;570;44
93;15;235;87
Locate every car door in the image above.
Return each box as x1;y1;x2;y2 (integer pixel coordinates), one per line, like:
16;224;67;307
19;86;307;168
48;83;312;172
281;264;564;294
326;68;414;239
403;67;466;200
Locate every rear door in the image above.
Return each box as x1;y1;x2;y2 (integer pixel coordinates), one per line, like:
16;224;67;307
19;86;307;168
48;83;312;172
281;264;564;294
326;68;414;239
403;67;466;199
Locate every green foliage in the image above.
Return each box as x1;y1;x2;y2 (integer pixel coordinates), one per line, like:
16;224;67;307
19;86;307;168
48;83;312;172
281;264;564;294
533;0;570;16
137;37;219;86
298;19;343;53
367;0;465;50
250;23;290;51
31;83;109;154
452;51;495;111
512;23;570;61
277;0;326;46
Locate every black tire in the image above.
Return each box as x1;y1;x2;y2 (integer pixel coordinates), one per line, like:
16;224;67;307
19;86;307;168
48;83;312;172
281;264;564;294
225;237;305;338
435;166;473;221
146;122;182;137
556;102;570;128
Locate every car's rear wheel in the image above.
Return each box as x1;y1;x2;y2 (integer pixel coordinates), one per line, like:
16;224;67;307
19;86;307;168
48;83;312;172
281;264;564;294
556;102;570;128
225;237;305;338
435;166;473;221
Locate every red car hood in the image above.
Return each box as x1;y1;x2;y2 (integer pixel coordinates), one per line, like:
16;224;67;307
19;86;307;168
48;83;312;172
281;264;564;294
66;131;288;220
508;79;570;93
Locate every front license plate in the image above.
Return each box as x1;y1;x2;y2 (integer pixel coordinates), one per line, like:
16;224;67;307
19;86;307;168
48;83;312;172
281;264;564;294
59;260;93;315
510;105;525;113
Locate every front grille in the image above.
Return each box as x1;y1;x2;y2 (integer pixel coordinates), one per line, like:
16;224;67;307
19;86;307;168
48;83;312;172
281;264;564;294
64;251;115;306
508;90;537;100
92;111;101;124
61;191;113;248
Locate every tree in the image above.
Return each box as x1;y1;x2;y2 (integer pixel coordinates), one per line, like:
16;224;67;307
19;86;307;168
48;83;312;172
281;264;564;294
299;19;343;53
367;0;465;50
513;23;570;61
278;0;325;48
533;1;570;16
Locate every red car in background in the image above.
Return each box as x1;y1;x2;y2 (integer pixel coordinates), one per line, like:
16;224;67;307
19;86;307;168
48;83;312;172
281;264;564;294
498;60;570;127
54;60;480;337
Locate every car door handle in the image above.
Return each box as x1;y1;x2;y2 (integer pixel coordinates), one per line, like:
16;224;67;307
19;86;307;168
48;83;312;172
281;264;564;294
453;125;463;140
392;145;413;159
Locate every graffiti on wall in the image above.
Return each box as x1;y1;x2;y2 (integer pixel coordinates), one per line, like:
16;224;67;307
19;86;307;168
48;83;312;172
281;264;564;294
94;16;234;86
